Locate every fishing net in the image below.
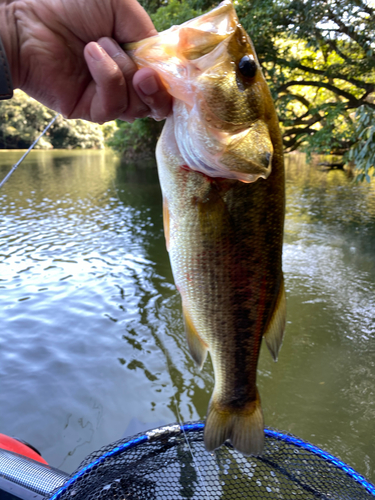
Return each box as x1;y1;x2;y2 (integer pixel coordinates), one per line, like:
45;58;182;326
46;421;375;500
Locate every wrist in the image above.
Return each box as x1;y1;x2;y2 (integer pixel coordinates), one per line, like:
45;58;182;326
0;1;20;90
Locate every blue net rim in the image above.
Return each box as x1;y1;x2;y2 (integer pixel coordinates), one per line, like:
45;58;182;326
49;421;375;500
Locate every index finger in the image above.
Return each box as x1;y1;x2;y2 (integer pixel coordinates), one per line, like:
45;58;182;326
112;0;157;43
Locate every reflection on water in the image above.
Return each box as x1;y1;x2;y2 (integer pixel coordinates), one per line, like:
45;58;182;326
0;150;374;484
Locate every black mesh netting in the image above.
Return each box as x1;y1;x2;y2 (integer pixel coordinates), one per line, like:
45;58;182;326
46;421;375;500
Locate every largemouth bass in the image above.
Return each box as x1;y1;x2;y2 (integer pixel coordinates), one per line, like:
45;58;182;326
126;0;286;456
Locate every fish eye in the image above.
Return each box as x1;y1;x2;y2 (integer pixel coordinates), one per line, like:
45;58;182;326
238;55;257;78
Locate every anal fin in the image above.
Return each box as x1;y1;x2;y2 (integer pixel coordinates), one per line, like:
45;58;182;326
183;306;208;370
163;197;170;252
264;276;286;361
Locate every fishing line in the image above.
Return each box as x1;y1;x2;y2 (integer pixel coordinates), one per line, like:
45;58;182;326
0;113;60;190
171;389;211;500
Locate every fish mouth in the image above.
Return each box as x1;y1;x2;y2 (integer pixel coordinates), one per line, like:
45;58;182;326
217;121;273;181
180;156;249;181
220;153;272;182
182;156;271;183
176;114;274;183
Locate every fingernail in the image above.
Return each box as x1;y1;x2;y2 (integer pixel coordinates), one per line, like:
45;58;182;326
141;96;155;107
138;75;159;96
87;42;106;61
99;39;123;59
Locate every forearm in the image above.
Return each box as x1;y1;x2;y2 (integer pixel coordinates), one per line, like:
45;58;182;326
0;0;19;89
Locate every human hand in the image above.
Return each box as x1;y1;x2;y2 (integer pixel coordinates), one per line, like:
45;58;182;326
0;0;172;123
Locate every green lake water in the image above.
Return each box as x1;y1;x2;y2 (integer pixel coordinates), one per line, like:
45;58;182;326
0;149;374;483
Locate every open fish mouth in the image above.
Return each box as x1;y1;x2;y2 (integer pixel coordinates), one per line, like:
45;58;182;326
174;105;274;182
177;141;273;183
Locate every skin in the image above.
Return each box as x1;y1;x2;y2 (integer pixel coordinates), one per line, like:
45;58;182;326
0;0;172;123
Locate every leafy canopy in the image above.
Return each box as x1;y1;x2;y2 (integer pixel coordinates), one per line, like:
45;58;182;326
0;90;114;149
236;0;375;156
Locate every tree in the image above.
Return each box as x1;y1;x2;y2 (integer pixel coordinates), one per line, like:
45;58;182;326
106;117;164;159
348;104;375;181
236;0;375;178
0;90;112;150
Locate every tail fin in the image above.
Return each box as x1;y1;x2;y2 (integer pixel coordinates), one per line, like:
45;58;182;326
204;390;264;456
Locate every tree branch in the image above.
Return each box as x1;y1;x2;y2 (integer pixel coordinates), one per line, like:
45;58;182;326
327;7;374;57
288;114;323;127
277;80;362;106
283;125;318;138
284;137;305;152
283;131;313;150
277;92;311;109
325;38;356;64
276;58;373;92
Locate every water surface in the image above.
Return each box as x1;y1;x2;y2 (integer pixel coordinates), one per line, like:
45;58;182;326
0;150;374;484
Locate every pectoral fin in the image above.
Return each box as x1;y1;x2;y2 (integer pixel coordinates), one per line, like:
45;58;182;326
163;197;170;252
263;277;286;361
183;306;208;370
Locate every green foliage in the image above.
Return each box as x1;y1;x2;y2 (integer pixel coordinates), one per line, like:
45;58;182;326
0;90;109;149
151;0;204;31
139;0;213;17
0;90;54;149
49;115;105;149
299;103;356;159
106;117;164;158
235;0;375;178
348;105;375;182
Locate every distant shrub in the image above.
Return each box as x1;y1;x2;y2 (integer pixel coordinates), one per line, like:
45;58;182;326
348;105;375;183
106;117;164;159
0;90;116;150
